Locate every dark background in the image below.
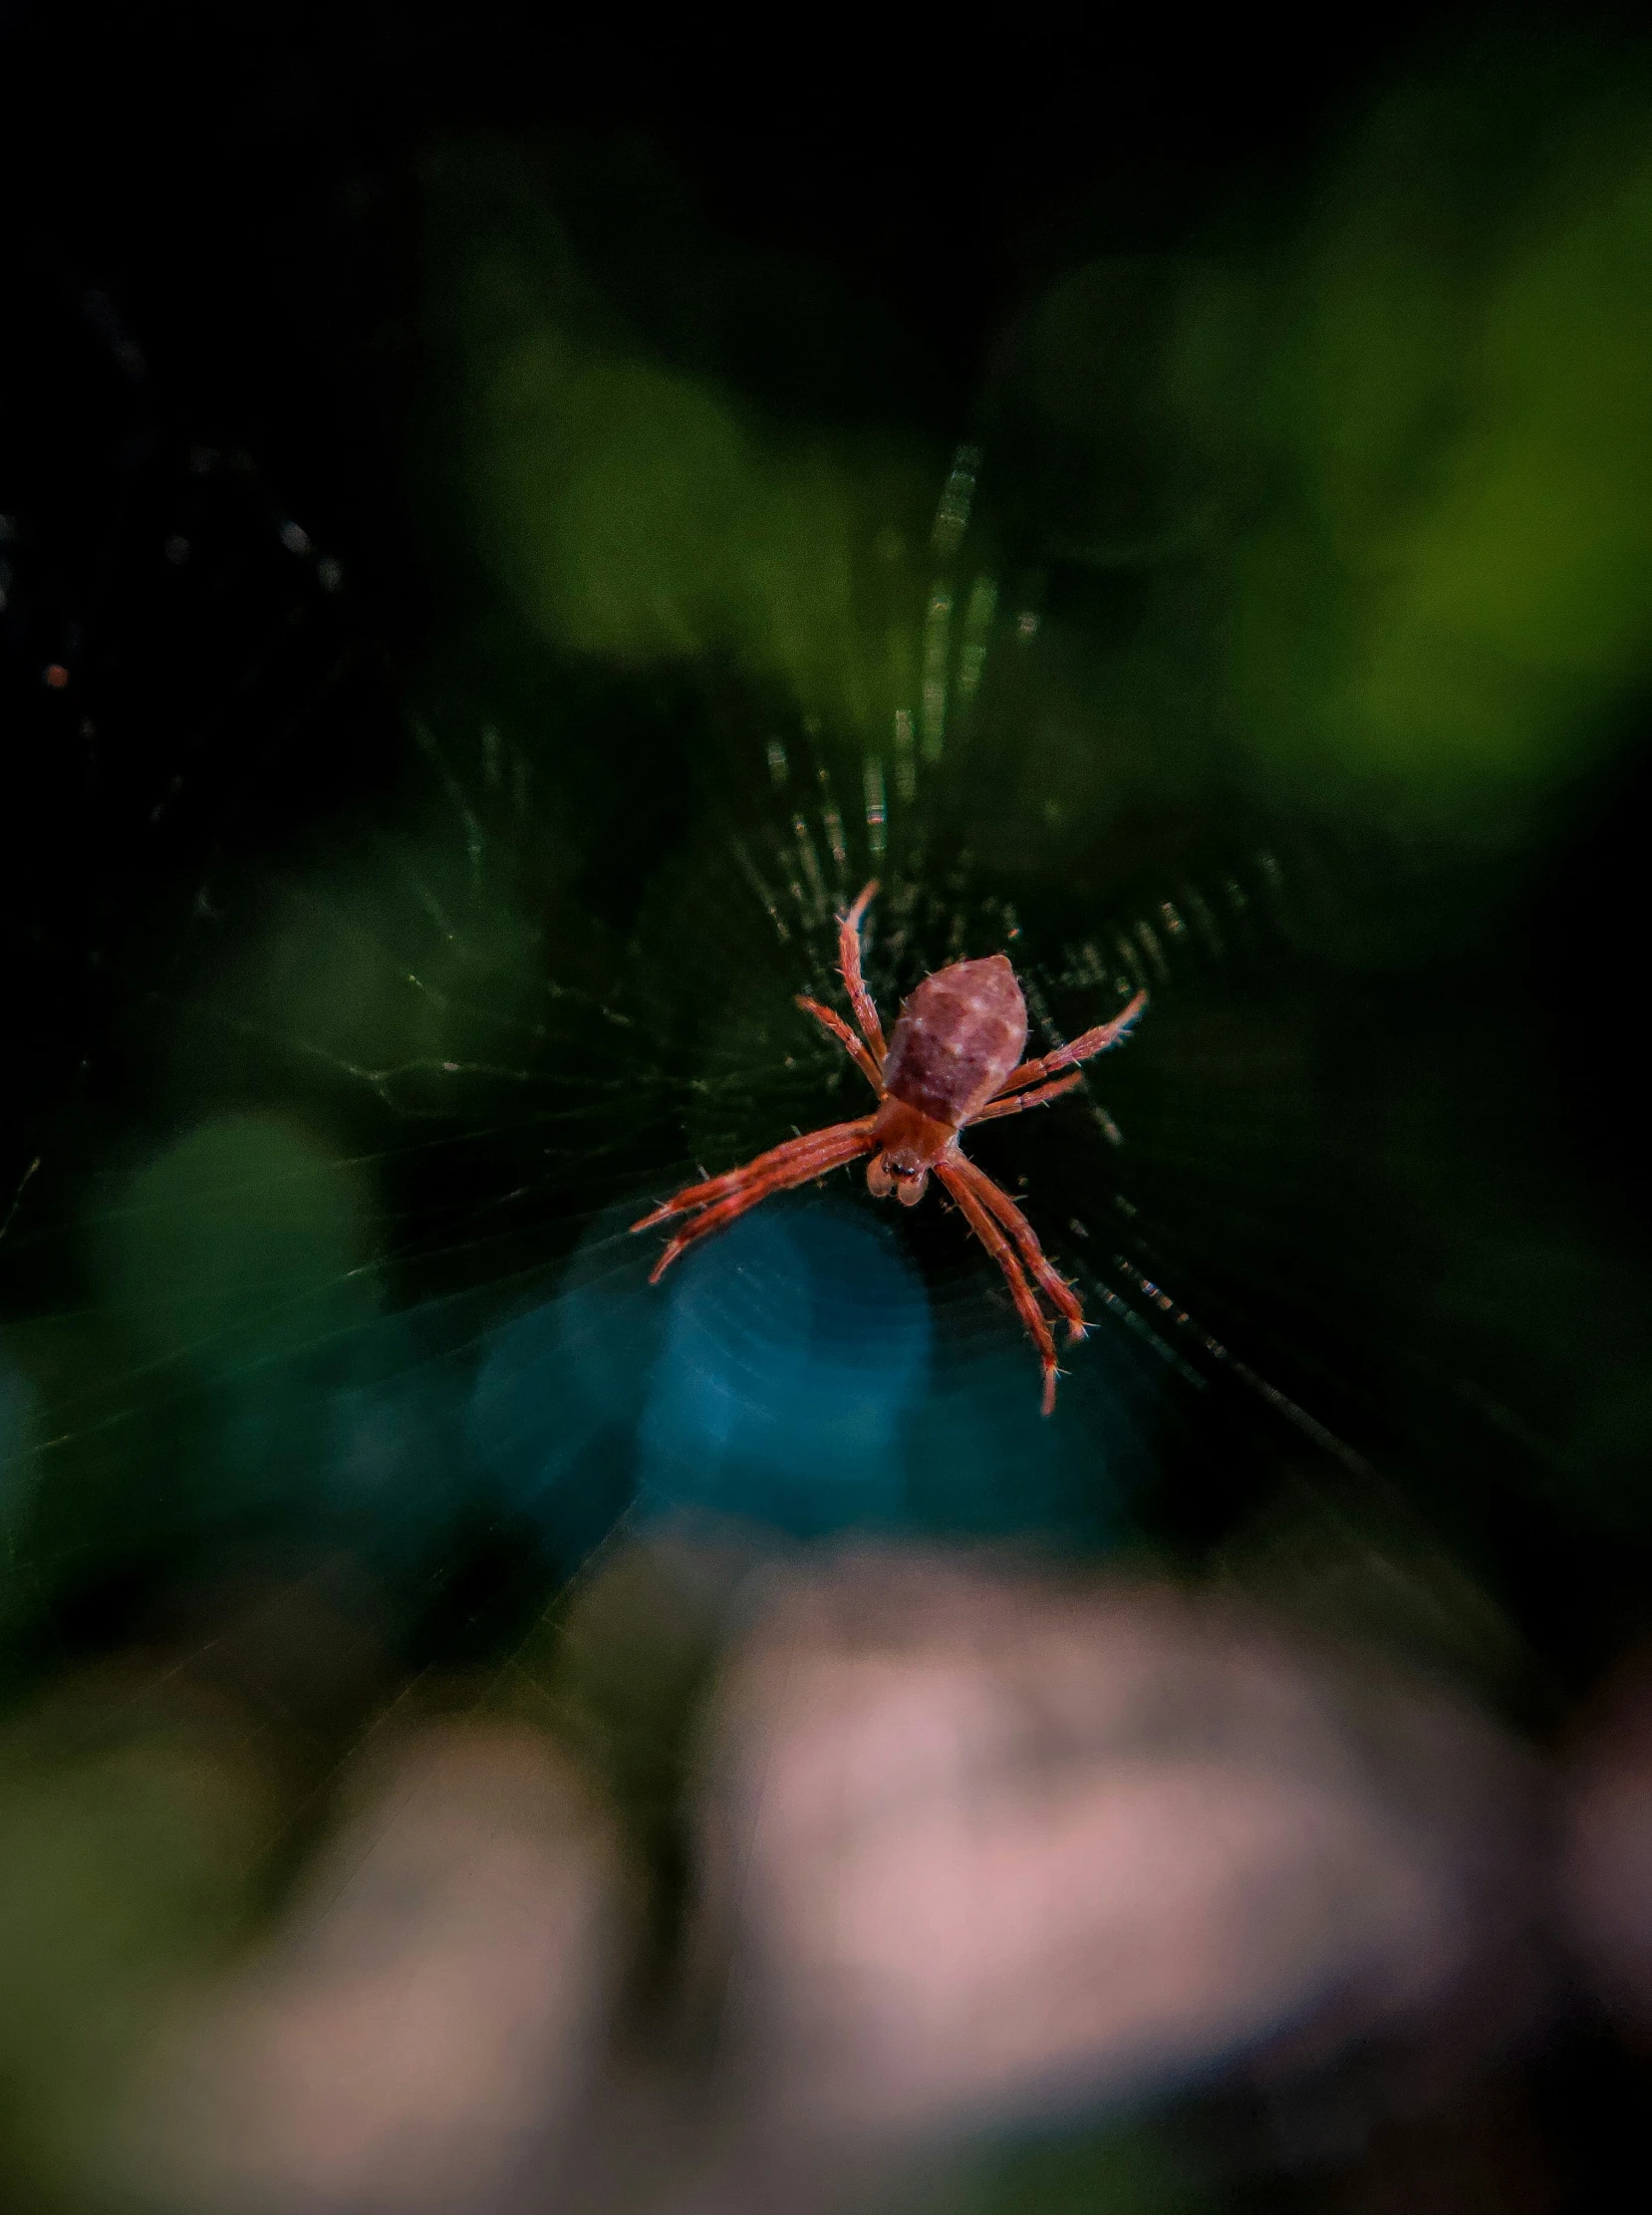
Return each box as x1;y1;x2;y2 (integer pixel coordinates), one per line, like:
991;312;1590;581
4;12;1652;2204
3;0;1647;1639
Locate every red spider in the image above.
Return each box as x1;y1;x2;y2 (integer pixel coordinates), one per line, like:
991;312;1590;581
633;882;1148;1413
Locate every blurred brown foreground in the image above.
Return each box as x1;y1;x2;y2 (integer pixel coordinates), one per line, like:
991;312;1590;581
6;1538;1651;2213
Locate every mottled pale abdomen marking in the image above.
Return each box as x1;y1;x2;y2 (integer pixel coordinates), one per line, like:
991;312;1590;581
882;954;1029;1130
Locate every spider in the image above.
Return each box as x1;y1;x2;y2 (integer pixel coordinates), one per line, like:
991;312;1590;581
634;882;1148;1413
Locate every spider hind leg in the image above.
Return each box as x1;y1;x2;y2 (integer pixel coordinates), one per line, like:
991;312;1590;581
795;995;884;1094
970;1072;1084;1123
952;1157;1087;1347
989;990;1149;1101
837;880;887;1062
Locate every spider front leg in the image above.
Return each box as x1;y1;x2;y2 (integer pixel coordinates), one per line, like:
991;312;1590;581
937;1159;1062;1416
949;1155;1087;1346
633;1117;877;1280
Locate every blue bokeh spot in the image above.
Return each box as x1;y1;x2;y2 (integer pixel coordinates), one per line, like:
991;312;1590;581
637;1200;932;1536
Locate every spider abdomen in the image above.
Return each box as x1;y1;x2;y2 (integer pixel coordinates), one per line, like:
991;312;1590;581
882;954;1029;1130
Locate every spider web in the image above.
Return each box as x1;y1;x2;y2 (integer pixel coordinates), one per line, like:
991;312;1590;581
8;88;1648;2215
0;143;1595;1752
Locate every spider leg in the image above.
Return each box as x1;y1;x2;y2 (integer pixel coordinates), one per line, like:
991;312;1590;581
795;996;885;1095
947;1155;1087;1346
936;1159;1062;1416
969;1072;1083;1122
990;990;1149;1099
837;880;887;1064
633;1117;877;1233
635;1119;878;1281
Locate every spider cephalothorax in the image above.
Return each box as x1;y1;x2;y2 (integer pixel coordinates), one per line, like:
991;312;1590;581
635;884;1147;1412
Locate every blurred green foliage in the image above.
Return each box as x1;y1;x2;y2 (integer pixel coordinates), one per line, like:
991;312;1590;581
93;1116;374;1376
0;1670;272;2205
1190;61;1652;835
894;2117;1203;2215
425;140;939;746
425;52;1652;863
3;1119;390;1649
